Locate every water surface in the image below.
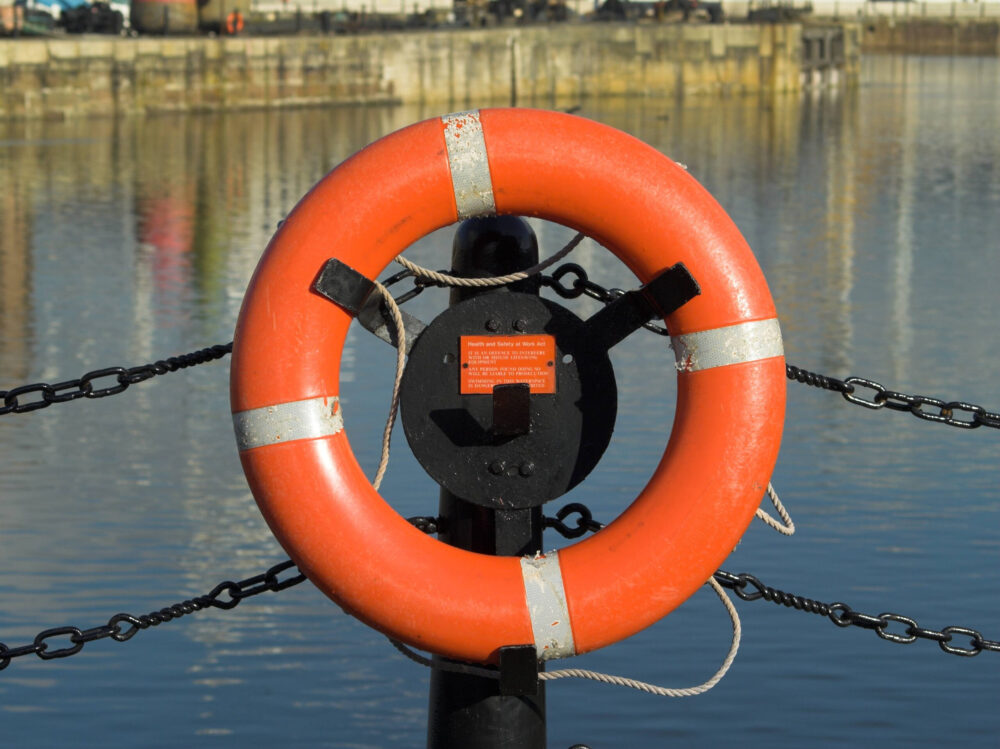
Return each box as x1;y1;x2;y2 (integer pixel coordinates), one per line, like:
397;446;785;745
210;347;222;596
1;55;998;748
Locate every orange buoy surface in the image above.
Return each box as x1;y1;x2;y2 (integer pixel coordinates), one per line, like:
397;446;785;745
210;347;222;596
230;109;785;664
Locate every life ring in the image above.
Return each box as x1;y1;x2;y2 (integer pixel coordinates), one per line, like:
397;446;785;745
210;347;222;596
225;10;243;34
231;109;785;664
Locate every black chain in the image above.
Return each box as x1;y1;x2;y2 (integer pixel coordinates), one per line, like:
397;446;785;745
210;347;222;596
541;506;999;660
785;365;1000;431
381;267;436;306
713;570;1000;658
407;515;440;534
0;343;233;417
784;363;852;394
0;560;305;670
409;506;604;540
541;263;670;336
543;502;604;538
11;512;992;670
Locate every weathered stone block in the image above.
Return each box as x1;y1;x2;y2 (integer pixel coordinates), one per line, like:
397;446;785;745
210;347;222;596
710;26;727;58
10;41;49;66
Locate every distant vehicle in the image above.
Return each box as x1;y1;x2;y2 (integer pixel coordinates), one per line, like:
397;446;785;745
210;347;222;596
746;0;812;22
18;0;85;22
596;0;724;24
59;0;125;32
12;0;62;34
674;0;723;23
450;0;571;26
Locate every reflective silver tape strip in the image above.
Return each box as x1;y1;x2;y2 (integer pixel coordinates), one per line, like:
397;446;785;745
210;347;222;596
520;552;575;661
441;111;496;219
233;396;343;452
672;318;784;373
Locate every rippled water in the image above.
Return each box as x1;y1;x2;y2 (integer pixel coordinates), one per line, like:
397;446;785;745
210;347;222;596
1;55;998;748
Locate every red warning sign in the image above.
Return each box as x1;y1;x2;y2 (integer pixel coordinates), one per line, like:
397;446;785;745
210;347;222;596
460;335;556;395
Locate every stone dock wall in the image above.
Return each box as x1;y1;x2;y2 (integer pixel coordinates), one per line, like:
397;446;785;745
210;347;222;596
0;23;819;120
860;19;999;55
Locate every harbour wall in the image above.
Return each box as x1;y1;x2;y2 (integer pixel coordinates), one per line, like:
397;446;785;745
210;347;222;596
859;19;1000;55
800;1;1000;55
0;23;833;120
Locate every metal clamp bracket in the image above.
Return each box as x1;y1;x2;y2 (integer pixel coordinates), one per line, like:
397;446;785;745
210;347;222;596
584;262;700;351
312;258;378;315
313;258;427;353
498;644;539;696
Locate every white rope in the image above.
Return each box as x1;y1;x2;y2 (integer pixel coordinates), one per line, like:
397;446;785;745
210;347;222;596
389;638;499;680
389;637;433;668
754;482;795;535
539;577;740;696
393;232;585;289
537;486;791;695
371;282;406;491
387;577;742;698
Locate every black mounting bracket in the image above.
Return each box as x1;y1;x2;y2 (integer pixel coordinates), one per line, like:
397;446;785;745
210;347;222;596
583;262;700;350
492;383;532;438
312;258;428;354
312;258;377;315
498;644;539;697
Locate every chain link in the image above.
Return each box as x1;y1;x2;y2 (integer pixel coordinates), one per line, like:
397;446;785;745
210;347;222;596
541;264;670;336
713;571;1000;658
0;343;233;417
0;560;305;670
543;502;604;539
380;267;435;306
784;363;852;394
406;515;440;534
409;505;605;541
789;367;1000;430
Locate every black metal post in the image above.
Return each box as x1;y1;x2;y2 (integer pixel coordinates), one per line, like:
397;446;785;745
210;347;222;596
426;216;547;749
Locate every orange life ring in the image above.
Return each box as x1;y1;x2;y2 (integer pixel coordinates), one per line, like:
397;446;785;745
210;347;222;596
230;109;785;664
225;10;243;34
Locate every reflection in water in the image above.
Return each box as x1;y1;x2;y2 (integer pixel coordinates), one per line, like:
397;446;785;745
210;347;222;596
0;156;31;383
820;86;857;376
136;124;196;329
889;73;917;383
1;56;999;748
